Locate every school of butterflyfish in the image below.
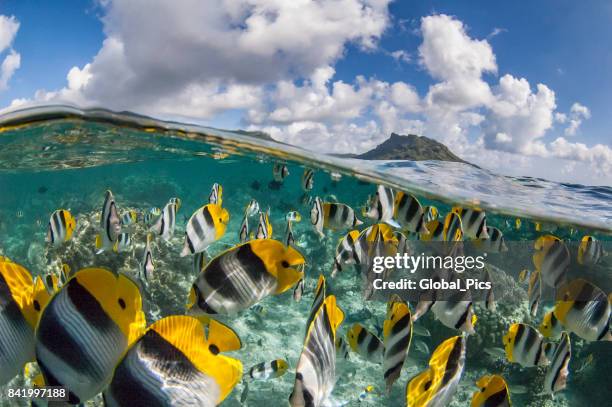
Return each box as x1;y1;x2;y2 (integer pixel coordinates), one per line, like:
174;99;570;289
0;163;610;406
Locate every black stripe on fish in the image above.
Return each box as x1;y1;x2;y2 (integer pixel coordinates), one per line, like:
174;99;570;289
357;327;367;345
202;243;267;298
203;207;214;229
483;388;508;407
328;204;338;220
441;337;463;386
454;304;470;330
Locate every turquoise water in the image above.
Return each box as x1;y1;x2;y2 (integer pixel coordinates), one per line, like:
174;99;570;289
0;106;610;406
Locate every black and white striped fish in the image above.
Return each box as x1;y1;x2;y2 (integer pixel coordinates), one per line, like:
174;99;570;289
293;278;304;302
423;205;439;223
393;192;428;233
121;210;137;226
113;232;132;253
301;168;314;191
554;278;611;341
322;202;362;230
285;218;296;247
289;276;344;407
431;285;477;335
104;315;242;407
451;207;489;239
406;335;466;406
347;323;384;363
543;332;571;395
503;323;550;367
383;298;412;392
188;240;305;314
35;268;146;405
335;336;350;360
254;210;272;240
246;359;288;381
139;233;155;283
577;235;606;266
273;163;290;182
246;199;260;217
46;209;76;246
310;196;324;238
533;235;570;288
364;185;398;227
477;226;508;253
95;190;121;253
151;200;179;241
239;212;249;243
181;204;229;256
208;183;223;206
331;230;361;277
528;269;541;316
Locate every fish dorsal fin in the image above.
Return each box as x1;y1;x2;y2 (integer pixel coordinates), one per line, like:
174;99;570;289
0;261;34;313
324;295;344;336
150;316;243;403
314;275;326;300
201;317;242;352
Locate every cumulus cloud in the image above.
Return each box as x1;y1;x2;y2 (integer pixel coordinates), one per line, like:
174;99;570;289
564;102;591;136
483;74;557;153
29;0;391;116
0;15;20;91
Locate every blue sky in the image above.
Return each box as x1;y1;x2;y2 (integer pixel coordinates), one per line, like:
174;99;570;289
1;0;611;185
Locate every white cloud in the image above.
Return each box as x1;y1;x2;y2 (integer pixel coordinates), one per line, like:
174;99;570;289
483;74;557;153
0;15;19;53
0;15;20;91
487;27;507;39
0;50;20;90
564;102;591;136
26;0;391;116
389;49;411;64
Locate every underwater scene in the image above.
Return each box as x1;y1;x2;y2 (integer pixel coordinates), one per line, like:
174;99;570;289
0;107;610;407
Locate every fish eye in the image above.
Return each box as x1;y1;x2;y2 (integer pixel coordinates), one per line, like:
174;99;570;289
423;380;432;391
481;387;486;392
219;218;222;222
118;298;126;309
34;300;41;311
209;344;220;355
281;260;290;268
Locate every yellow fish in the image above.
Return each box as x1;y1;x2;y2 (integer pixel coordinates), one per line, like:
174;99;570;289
35;268;146;404
104;315;242;406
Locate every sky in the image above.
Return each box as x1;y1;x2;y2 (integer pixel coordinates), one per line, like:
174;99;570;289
1;0;611;186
